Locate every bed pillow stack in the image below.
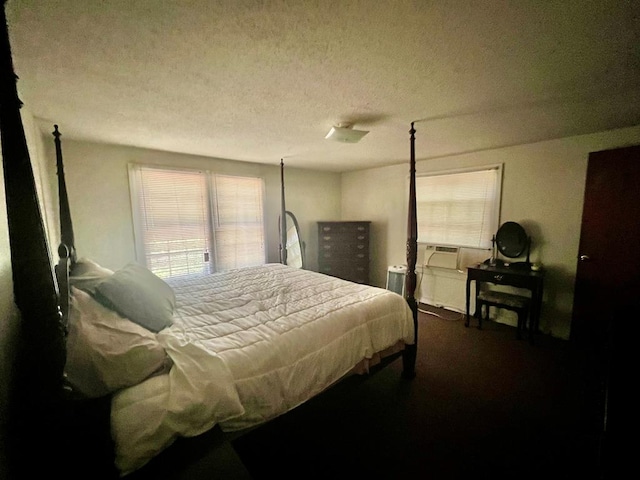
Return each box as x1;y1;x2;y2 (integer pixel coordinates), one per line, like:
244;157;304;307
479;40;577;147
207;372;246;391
66;259;177;398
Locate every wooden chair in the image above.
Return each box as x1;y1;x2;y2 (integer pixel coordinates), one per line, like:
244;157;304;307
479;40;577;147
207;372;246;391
475;290;532;342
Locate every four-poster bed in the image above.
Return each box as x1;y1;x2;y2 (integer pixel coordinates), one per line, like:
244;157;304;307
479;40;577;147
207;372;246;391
1;4;419;479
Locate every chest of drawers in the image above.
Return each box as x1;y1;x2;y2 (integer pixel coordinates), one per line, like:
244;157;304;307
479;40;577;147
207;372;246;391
317;221;370;284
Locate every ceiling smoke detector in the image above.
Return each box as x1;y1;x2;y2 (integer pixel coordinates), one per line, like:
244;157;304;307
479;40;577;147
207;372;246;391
325;123;369;143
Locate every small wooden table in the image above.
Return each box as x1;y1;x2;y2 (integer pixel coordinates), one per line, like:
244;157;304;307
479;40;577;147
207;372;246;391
465;264;545;342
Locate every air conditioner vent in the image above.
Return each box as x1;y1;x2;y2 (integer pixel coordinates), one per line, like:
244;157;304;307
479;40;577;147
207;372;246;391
424;244;459;270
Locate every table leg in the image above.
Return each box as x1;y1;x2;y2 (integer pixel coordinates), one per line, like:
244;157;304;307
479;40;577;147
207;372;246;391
531;283;543;344
465;277;471;327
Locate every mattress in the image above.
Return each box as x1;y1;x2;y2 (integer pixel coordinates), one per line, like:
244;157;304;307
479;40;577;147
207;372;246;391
111;263;415;475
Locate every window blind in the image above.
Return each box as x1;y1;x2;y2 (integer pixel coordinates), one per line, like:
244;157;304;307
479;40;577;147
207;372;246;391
129;165;265;278
211;174;265;271
416;166;501;249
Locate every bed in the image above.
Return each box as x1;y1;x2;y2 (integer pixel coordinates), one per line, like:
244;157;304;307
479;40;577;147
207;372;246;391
1;4;420;478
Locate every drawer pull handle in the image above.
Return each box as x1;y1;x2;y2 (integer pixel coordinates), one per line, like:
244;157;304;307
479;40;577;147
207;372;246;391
357;245;364;249
493;274;503;281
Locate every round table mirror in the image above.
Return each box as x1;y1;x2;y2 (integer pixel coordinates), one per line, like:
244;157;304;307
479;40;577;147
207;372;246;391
496;221;529;258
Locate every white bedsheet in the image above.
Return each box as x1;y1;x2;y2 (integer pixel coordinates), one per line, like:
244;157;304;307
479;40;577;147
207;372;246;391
111;263;414;475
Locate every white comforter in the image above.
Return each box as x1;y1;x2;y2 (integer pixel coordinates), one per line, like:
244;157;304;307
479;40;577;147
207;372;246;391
111;264;414;475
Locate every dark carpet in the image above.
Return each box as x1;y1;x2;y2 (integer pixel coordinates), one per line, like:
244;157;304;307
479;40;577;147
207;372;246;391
232;305;603;479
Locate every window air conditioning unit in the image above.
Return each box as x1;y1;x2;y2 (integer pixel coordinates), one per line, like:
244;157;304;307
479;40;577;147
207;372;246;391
386;265;407;296
424;244;459;270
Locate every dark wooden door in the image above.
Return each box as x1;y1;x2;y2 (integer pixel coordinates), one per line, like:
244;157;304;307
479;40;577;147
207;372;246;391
572;145;640;342
571;144;640;479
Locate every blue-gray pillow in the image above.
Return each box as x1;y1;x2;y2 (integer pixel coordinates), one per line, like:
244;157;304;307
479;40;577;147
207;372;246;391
95;263;175;332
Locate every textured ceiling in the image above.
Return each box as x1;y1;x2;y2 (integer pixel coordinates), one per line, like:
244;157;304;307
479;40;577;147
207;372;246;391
5;0;640;172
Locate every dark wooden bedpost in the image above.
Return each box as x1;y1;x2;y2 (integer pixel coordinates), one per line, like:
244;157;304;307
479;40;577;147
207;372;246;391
280;158;287;265
402;122;418;379
0;0;65;392
53;124;76;263
1;2;67;476
52;124;75;329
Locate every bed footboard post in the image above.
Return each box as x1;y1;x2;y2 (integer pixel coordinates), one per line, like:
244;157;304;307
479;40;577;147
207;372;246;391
402;122;418;379
280;159;287;265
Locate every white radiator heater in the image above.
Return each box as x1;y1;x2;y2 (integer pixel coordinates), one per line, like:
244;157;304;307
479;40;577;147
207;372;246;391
386;265;407;296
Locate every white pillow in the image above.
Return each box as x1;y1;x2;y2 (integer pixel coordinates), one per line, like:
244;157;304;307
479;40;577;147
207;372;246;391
65;287;172;398
69;258;114;295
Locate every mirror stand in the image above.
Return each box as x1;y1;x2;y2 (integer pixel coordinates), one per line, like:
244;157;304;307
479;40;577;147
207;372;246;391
508;237;531;270
279;210;305;269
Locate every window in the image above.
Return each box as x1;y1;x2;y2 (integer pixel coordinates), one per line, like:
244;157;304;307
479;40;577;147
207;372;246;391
129;165;265;278
211;174;266;271
416;165;502;249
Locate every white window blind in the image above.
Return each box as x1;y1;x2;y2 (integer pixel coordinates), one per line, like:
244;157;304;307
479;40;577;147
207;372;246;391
129;165;265;278
416;166;502;249
212;174;265;271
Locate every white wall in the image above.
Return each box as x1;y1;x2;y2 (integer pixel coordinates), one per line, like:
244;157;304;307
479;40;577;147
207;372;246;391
342;125;640;339
53;138;341;272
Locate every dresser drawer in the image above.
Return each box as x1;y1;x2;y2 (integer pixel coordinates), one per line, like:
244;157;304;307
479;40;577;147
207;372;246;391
318;222;369;235
320;251;368;264
319;231;368;244
318;263;369;284
319;241;369;258
474;269;536;289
